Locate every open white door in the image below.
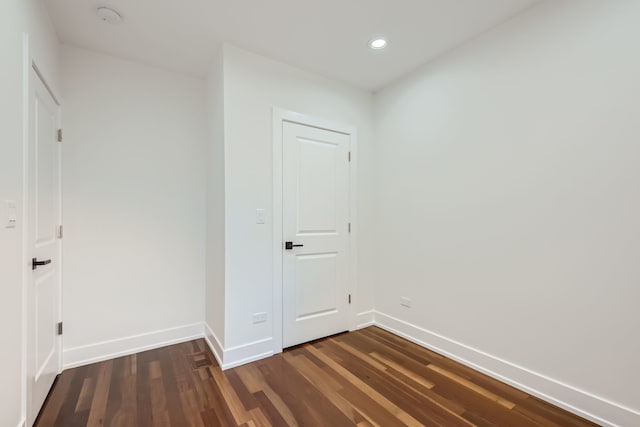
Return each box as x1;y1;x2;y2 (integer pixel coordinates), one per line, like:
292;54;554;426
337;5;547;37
282;121;351;348
26;64;62;426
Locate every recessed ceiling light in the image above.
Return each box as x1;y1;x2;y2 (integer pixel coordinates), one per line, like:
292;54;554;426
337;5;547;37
97;6;123;24
369;38;388;50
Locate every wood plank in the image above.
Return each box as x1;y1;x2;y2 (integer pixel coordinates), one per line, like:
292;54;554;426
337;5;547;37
74;377;96;413
211;364;252;424
85;359;113;427
426;364;516;409
257;355;354;426
306;343;425;426
369;351;435;390
284;352;362;423
237;362;299;426
35;333;600;427
319;340;473;427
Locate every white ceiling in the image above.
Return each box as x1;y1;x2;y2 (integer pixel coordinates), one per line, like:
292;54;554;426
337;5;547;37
44;0;538;91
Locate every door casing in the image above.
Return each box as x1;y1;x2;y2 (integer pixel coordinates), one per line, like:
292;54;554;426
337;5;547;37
272;108;359;354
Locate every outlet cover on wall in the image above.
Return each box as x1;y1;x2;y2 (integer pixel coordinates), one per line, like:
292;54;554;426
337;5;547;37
400;297;411;308
252;312;268;324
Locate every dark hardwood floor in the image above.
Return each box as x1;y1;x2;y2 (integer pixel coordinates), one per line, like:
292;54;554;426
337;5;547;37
35;327;599;426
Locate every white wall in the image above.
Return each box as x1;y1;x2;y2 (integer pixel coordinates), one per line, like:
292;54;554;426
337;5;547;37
0;8;26;425
205;48;227;349
212;45;375;357
374;1;640;425
0;1;59;426
60;46;207;367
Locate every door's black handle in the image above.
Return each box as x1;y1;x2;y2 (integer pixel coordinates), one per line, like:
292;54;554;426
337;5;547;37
285;241;304;250
32;258;52;270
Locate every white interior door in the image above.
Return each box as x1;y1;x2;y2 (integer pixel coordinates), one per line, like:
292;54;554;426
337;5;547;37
282;121;351;348
27;65;62;426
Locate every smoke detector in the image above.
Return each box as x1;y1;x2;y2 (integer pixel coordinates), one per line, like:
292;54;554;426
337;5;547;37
97;6;123;24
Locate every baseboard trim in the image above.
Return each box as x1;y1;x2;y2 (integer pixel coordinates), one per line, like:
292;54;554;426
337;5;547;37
374;311;639;427
224;338;274;370
355;310;375;329
203;322;224;367
203;323;273;370
63;323;204;370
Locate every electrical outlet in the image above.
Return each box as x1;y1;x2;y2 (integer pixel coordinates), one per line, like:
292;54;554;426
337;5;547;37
400;297;411;308
252;312;268;324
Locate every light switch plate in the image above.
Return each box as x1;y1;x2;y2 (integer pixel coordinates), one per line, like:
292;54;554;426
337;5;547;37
256;209;266;224
5;200;17;229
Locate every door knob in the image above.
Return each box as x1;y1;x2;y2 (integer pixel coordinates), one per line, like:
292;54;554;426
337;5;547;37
32;258;52;270
285;241;304;250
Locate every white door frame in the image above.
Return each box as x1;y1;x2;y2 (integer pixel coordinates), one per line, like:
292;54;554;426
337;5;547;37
22;33;64;424
272;107;358;354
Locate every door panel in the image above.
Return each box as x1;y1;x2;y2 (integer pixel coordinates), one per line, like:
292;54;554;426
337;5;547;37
282;121;350;348
295;252;339;320
36;96;56;244
27;66;61;426
298;138;338;233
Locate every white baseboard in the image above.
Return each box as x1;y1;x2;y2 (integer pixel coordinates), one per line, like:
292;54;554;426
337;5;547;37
203;322;224;367
374;311;639;427
63;323;204;369
355;310;375;329
203;323;273;370
203;309;374;371
224;338;273;370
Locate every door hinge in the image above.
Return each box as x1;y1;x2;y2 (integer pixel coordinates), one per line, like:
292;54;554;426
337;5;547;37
348;223;351;233
57;225;63;239
57;129;63;142
348;151;351;162
57;322;63;335
348;294;352;304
